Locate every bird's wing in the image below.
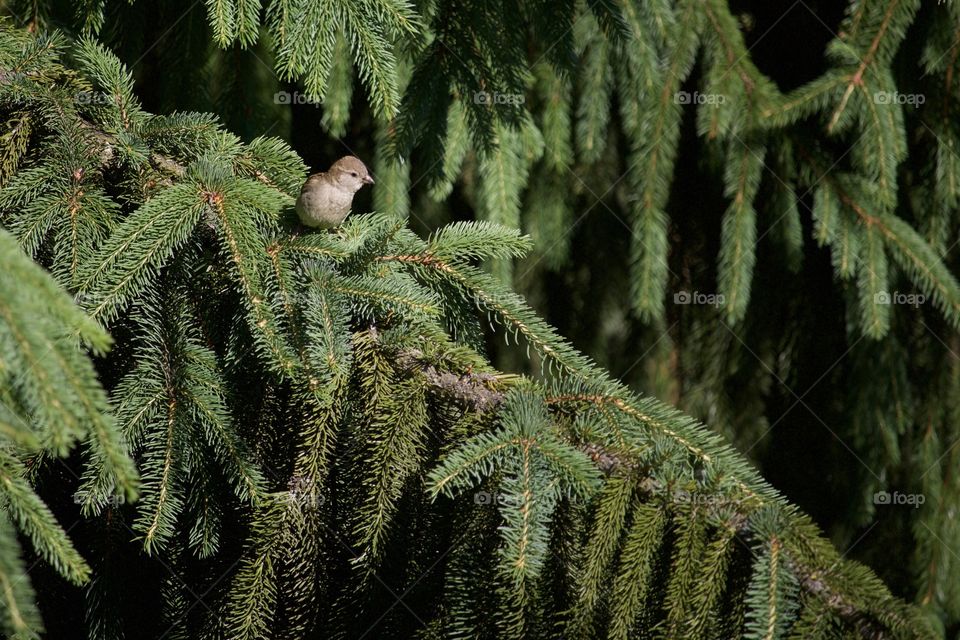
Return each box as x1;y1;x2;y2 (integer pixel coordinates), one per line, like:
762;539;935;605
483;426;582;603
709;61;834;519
300;172;328;194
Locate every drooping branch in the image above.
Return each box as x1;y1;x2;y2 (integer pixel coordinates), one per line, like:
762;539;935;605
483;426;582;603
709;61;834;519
391;343;907;639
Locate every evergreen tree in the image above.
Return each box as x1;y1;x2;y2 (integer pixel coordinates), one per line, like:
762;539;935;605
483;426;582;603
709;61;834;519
0;0;957;638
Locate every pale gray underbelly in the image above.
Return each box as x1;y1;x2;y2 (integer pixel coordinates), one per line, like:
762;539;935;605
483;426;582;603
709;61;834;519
296;186;353;228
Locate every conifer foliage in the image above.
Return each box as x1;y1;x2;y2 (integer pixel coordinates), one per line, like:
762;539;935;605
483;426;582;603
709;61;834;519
0;1;957;639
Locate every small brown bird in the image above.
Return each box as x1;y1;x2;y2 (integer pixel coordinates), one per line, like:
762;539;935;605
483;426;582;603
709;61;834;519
296;156;375;228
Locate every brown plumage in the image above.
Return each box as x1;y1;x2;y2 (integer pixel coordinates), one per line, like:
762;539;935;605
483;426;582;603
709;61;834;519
296;156;374;228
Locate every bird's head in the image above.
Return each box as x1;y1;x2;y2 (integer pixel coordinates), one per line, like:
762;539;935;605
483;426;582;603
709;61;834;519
330;155;375;193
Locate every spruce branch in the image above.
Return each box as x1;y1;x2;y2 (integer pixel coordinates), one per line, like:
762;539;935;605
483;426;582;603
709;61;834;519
394;346;506;412
0;15;950;637
392;336;921;638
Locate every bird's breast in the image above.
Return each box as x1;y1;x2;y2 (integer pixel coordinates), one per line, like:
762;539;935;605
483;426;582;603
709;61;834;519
297;183;354;228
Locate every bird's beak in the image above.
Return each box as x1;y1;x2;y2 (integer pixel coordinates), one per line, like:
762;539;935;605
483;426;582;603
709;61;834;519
363;174;375;185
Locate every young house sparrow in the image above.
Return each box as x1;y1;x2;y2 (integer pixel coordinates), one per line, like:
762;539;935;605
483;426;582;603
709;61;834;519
296;155;374;228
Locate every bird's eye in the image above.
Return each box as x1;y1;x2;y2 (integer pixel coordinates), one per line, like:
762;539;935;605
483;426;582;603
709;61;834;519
350;172;357;177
